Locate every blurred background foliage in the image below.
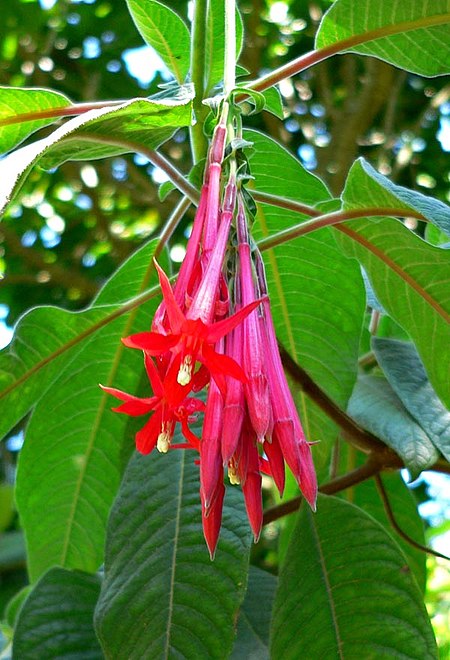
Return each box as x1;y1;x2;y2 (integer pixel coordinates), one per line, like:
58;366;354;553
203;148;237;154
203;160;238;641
0;0;449;652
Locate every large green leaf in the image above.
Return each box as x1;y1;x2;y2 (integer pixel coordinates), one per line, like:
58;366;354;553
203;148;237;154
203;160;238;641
316;0;450;77
12;568;102;660
14;241;163;580
230;566;277;660
126;0;191;83
373;337;450;461
0;86;70;155
205;0;244;93
270;494;437;659
247;129;365;410
338;445;427;591
344;158;450;238
0;91;193;216
94;450;252;659
0;239;159;442
339;161;450;410
348;374;439;475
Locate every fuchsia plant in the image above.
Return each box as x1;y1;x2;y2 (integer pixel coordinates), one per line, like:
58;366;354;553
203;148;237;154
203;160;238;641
1;0;450;657
103;106;317;556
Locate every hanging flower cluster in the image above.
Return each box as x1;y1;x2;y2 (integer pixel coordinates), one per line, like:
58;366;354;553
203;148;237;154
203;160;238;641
103;107;317;558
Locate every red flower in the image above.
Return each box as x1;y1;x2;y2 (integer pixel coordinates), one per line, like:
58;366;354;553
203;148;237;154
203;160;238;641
101;353;204;454
123;260;264;394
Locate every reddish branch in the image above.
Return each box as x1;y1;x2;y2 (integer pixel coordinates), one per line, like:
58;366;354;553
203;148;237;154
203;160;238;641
262;346;450;527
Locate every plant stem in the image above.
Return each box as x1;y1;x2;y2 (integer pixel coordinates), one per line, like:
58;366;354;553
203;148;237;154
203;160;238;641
248;14;450;93
257;207;426;251
154;196;192;259
375;474;450;561
263;458;381;525
189;0;209;163
252;190;320;217
224;0;236;95
0;100;127;127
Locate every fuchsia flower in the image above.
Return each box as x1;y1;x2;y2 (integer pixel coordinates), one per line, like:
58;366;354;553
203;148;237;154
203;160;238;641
101;352;205;454
124;260;264;395
103;112;317;559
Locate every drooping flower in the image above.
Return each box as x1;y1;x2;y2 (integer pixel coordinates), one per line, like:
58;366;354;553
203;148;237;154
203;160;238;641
236;197;271;441
123;260;264;394
103;106;317;558
101;352;204;454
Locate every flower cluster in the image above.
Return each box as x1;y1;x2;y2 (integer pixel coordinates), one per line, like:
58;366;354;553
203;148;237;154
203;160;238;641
103;112;317;558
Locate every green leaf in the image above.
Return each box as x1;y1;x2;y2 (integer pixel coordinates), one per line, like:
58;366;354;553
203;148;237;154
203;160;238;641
5;587;32;629
316;0;450;77
270;494;437;659
230;566;277;660
0;238;158;441
338;445;427;591
12;568;102;660
0;86;70;155
14;241;163;580
247;130;365;410
0;92;193;216
343;158;450;238
205;0;244;93
348;374;439;475
335;218;450;412
261;87;284;119
126;0;191;84
94;450;251;659
373;337;450;461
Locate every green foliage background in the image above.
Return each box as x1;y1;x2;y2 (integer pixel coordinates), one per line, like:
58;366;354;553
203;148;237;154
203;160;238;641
0;0;449;657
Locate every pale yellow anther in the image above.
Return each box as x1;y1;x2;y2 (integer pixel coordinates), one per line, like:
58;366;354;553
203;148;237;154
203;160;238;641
228;465;240;485
157;424;171;453
177;355;193;386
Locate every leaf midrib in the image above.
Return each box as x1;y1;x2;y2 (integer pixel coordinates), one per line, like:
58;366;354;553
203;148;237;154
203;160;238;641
132;1;187;84
59;256;160;567
164;452;185;659
308;509;344;659
336;225;450;325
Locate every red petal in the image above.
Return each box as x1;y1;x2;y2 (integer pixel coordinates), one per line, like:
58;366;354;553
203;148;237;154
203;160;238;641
144;354;164;397
135;411;162;455
112;399;156;416
202;480;225;560
200;384;224;510
242;470;263;542
101;385;157;411
221;403;245;464
122;331;179;354
153;259;185;333
298;441;318;511
206;297;266;343
263;437;285;496
202;343;247;382
180;419;201;450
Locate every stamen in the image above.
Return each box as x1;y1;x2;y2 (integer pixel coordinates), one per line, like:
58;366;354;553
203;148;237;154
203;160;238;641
228;464;240;485
177;354;193;386
157;423;171;453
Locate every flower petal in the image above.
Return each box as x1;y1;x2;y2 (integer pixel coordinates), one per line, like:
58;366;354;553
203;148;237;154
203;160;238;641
201;480;225;561
202;343;247;383
135;410;162;455
112;399;156;416
153;259;185;334
101;385;157;410
206;297;266;343
144;353;164;397
122;331;179;354
263;436;285;496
